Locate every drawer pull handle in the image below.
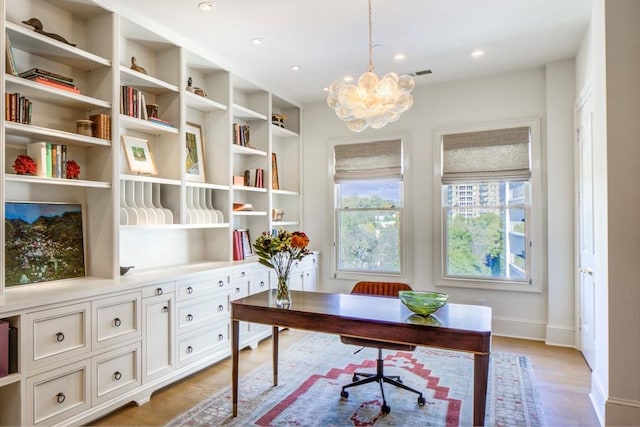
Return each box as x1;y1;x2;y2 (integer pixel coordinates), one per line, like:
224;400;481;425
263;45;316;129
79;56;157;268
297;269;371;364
235;287;241;293
114;371;122;381
218;280;224;287
218;304;224;312
218;333;224;341
155;287;164;296
187;345;193;354
162;306;169;313
260;281;265;287
56;332;65;342
187;286;194;294
241;271;246;277
56;392;66;404
113;318;122;327
186;314;194;322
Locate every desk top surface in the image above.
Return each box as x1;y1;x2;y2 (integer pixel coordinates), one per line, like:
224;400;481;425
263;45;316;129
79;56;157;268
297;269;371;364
232;290;491;334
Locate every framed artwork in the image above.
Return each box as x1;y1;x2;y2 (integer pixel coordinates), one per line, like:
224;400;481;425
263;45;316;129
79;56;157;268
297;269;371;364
271;153;279;190
122;135;157;175
185;122;205;182
4;202;86;287
240;229;254;258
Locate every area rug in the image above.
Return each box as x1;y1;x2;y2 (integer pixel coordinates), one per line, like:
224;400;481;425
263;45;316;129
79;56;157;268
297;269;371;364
167;332;546;426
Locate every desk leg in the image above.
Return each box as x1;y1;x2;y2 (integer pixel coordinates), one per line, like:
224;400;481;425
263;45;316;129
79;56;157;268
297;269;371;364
272;326;279;386
474;352;490;426
232;319;239;417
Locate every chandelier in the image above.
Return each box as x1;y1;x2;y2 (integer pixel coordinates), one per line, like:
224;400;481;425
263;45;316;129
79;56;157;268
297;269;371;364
326;0;415;132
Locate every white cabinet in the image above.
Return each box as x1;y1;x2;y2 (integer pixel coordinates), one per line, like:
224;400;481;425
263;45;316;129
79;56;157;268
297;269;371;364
287;252;319;292
142;282;175;383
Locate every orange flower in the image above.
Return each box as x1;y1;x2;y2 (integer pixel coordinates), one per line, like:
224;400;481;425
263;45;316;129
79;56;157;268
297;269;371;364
291;231;309;249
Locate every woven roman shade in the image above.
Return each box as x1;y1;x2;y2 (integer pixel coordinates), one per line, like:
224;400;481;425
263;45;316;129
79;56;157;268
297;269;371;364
442;127;531;183
334;139;402;182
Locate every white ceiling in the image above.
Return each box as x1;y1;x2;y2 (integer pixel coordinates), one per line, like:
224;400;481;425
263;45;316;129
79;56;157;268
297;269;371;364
98;0;592;106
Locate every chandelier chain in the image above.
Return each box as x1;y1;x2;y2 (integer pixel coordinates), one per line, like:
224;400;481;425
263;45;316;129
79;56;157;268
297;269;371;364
368;0;374;72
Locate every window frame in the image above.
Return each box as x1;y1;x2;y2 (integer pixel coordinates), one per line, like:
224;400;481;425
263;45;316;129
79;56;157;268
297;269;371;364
330;133;412;283
432;118;544;293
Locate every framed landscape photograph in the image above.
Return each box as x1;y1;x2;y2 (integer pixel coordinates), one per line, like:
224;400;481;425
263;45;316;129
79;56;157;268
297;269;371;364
4;202;86;287
185;122;205;182
122;135;157;175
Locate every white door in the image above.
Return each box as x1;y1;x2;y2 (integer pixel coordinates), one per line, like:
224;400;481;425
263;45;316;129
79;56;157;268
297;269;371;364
576;93;596;370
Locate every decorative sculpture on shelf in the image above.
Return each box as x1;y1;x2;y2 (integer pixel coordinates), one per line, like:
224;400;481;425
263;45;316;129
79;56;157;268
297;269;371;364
186;77;207;97
130;57;147;74
66;160;80;179
21;18;76;46
120;266;135;276
13;155;36;175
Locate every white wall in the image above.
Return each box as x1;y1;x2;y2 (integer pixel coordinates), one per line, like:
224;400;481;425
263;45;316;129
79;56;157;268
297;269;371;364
302;66;576;343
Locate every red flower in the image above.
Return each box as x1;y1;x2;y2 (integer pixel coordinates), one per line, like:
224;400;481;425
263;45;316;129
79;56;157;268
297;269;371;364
13;155;36;175
66;160;80;179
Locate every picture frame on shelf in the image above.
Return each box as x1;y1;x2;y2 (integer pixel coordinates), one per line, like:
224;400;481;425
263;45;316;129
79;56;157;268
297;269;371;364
239;229;254;258
185;122;205;182
5;33;18;76
122;135;158;175
4;202;86;287
272;153;279;190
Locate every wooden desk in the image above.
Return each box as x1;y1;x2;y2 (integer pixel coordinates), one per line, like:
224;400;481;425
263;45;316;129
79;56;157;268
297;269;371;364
231;290;492;426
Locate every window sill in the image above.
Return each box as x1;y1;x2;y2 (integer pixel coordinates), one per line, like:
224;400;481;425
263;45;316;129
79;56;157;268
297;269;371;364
435;277;542;293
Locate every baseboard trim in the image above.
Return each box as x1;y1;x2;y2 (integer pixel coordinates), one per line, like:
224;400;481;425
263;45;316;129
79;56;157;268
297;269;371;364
545;324;576;347
605;397;640;426
590;371;607;426
492;316;546;341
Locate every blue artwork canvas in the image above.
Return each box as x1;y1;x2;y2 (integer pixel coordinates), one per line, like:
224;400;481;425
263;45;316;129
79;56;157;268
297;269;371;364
5;202;85;287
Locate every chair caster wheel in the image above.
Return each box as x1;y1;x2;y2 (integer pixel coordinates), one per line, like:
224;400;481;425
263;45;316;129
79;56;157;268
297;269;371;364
381;404;391;414
340;390;349;398
352;375;359;382
418;396;426;406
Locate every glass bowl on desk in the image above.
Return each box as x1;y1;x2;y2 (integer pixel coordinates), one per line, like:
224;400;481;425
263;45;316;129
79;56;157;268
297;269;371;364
398;291;449;316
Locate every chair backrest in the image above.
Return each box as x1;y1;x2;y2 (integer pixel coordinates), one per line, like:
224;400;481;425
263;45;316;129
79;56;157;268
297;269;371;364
351;281;412;297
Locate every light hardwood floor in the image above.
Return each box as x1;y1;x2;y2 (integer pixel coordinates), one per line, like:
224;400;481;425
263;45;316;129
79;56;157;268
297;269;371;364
90;329;600;426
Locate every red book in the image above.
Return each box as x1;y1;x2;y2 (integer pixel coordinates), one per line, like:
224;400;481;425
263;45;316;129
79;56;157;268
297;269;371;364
233;230;244;261
30;76;80;93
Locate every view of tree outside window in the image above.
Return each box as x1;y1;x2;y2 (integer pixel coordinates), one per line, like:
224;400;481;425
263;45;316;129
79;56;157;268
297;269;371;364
444;181;528;282
336;180;402;274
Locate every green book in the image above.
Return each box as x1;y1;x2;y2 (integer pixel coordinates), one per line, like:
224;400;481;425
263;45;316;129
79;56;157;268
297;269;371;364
45;143;52;178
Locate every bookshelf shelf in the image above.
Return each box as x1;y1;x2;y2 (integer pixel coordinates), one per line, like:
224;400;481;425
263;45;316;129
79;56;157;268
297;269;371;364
272;189;300;196
5;174;111;189
233;185;267;193
185;91;227;112
231;144;267;157
120;67;179;95
119;174;182;186
119;115;179;135
5;75;111;109
232;211;268;216
6;21;111;70
4;122;111;147
233;104;267;121
271;124;299;139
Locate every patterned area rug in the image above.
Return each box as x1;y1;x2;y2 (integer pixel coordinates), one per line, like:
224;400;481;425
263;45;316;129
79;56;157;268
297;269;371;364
168;332;545;426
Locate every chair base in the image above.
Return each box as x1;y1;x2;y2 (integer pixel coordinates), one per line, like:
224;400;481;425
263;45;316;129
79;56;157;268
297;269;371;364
340;348;426;414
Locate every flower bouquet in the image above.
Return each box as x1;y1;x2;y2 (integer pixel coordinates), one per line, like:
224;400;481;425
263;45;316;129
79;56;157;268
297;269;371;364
253;229;310;308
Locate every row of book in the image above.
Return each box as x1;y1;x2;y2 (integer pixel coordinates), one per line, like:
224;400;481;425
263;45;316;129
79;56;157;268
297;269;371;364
26;142;69;178
89;113;112;140
0;320;18;378
233;123;251;147
244;168;265;188
233;229;253;261
5;92;32;124
120;85;176;129
19;68;80;94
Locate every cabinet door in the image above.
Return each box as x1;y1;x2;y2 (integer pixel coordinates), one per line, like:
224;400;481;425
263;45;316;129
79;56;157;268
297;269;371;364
142;293;174;383
302;266;318;292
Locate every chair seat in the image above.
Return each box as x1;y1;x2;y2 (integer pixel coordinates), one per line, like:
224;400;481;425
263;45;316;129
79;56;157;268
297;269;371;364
340;335;416;352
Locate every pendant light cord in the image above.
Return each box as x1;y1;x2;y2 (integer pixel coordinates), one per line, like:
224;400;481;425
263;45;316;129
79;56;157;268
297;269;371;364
368;0;374;72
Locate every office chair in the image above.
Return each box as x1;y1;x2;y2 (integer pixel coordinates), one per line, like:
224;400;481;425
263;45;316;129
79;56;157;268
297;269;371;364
339;281;426;414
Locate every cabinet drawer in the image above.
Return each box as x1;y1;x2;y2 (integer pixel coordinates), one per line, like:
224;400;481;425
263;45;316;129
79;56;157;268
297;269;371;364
26;360;90;426
176;272;230;301
231;266;252;280
176;293;228;332
231;280;249;301
93;343;141;405
142;281;175;299
176;321;228;367
27;303;91;371
93;292;141;349
250;270;270;295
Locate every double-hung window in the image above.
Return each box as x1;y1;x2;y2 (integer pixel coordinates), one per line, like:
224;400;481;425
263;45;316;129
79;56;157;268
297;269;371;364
435;120;541;291
333;139;404;276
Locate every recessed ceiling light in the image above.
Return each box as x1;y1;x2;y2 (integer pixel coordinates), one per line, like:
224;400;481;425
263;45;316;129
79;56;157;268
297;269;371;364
343;75;354;82
290;65;301;71
250;37;264;45
198;2;215;11
394;52;407;61
471;49;485;58
322;87;329;92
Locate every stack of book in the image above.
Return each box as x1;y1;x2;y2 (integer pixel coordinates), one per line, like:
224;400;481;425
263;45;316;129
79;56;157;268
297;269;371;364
244;168;264;188
4;92;32;124
120;85;147;119
26;142;68;178
232;229;253;260
19;68;79;93
89;113;111;140
233;123;251;146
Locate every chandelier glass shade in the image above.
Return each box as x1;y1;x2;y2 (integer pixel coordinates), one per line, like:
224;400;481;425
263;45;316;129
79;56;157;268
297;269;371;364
327;0;415;132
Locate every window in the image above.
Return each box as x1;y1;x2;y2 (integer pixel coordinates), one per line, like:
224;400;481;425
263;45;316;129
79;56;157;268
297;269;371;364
434;120;542;291
333;139;405;276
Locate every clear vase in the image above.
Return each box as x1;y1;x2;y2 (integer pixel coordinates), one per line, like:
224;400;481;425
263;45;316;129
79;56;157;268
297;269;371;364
276;275;291;309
